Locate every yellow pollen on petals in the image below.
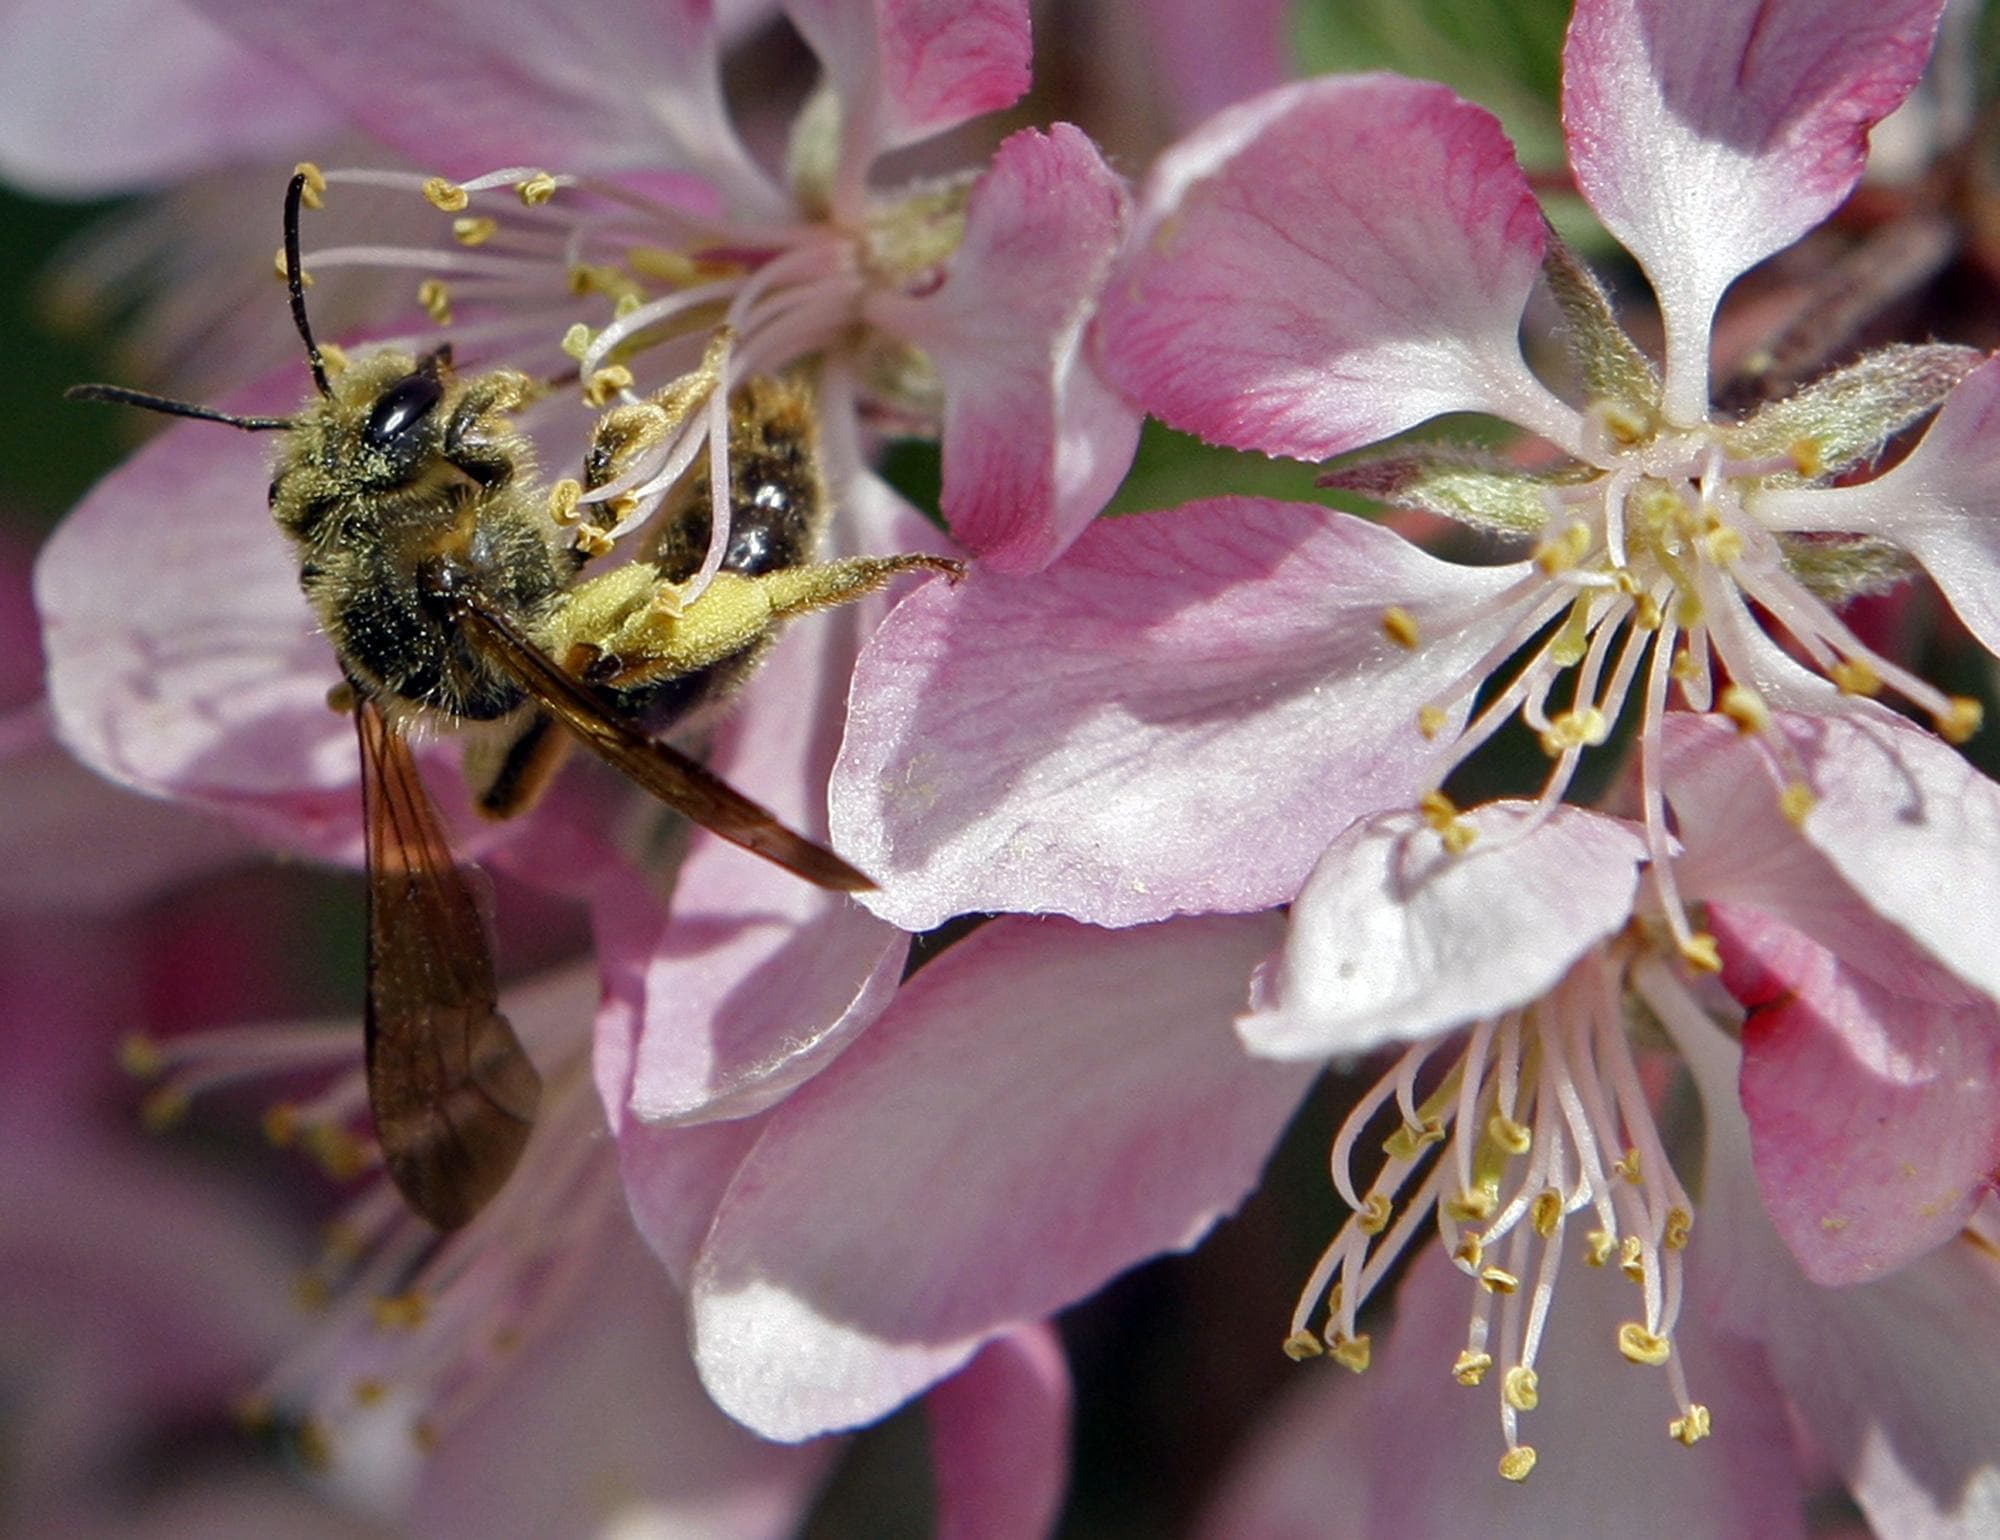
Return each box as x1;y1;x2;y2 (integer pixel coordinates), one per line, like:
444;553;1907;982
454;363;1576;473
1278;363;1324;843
1718;684;1769;735
422;177;470;212
1499;1445;1538;1482
1453;1349;1493;1387
1502;1364;1539;1411
1670;1405;1714;1446
1417;705;1449;740
1779;782;1816;828
1618;1323;1672;1366
292;162;327;208
1382;605;1420;649
1282;1329;1325;1362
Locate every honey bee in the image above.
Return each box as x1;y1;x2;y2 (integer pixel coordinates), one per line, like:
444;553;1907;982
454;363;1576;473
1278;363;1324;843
70;172;958;1230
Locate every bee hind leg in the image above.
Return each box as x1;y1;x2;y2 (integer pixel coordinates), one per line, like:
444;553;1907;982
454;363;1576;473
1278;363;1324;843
464;709;572;820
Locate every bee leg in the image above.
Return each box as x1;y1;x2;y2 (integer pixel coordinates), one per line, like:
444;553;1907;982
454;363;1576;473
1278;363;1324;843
555;553;965;692
581;329;734;491
443;370;537;489
463;709;572;820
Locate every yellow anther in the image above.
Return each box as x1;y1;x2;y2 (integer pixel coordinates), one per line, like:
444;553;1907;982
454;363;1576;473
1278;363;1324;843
417;277;453;325
294;1419;334;1475
352;1377;387;1407
1614;1148;1643;1184
1674;589;1704;629
561;322;594;360
262;1103;299;1147
412;1419;441;1455
119;1032;163;1078
1789;436;1825;478
1718;683;1769;734
583;365;634;407
1619;1238;1647;1284
1498;1445;1538;1482
1444;1186;1497;1223
1596;399;1651;447
1534;521;1593;575
1633;591;1663;630
516;170;558;205
292;162;327;208
1940;696;1984;745
572;524;616;560
1453;1349;1492;1387
1585;1229;1615;1267
452;214;499;246
1530;1188;1563;1238
1418;789;1479;854
422;177;469;212
140;1086;189;1131
1417;704;1449;740
1698;524;1743;565
1453;1234;1484;1271
1383;1117;1445;1160
1382;605;1420;649
547;479;583;525
293;1271;331;1311
1539;706;1608;755
1669;1404;1713;1446
1617;1323;1672;1366
231;1393;275;1433
1669;645;1700;682
1664;1206;1693;1251
1487;1112;1532;1156
625;245;703;285
1779;781;1816;827
1678;931;1722;973
1440;818;1478;856
1329;1332;1372;1372
371;1291;429;1332
1356;1193;1392;1235
1479;1267;1520;1295
568;261;636;298
613;291;643;318
1502;1364;1539;1410
1829;658;1879;696
321;1220;365;1264
1282;1329;1325;1362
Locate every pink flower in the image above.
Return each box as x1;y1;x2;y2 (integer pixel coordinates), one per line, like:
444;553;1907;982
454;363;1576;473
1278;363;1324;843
835;0;1995;975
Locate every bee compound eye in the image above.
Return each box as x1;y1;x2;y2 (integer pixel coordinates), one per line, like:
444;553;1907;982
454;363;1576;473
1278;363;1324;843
364;371;445;449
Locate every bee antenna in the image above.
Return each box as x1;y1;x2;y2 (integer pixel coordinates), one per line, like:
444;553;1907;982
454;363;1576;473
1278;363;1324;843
64;383;294;432
284;171;333;399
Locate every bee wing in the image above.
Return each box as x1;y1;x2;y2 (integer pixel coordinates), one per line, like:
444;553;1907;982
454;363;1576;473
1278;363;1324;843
357;698;541;1230
453;592;874;893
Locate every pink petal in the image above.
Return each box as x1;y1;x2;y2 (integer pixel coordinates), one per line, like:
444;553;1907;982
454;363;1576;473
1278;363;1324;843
1096;76;1570;460
928;1324;1072;1540
187;0;777;207
407;1220;832;1540
690;912;1313;1440
1242;804;1647;1059
879;124;1140;572
1563;0;1946;421
616;1113;770;1289
786;0;1032;165
1749;355;2000;657
0;0;341;195
1718;905;2000;1285
1664;711;2000;1001
1198;1245;1808;1538
36;402;368;857
830;496;1538;931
